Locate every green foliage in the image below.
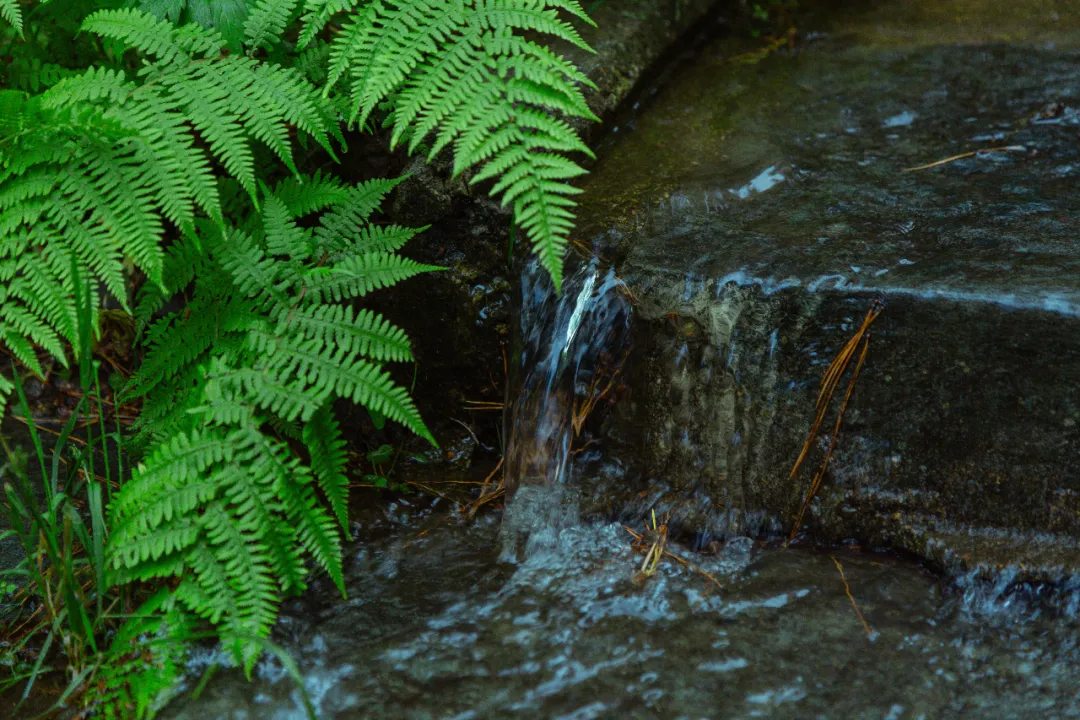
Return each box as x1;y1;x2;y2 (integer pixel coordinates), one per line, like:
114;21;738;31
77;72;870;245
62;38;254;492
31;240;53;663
0;8;339;407
133;0;253;50
245;0;299;50
110;175;438;671
0;0;23;37
0;282;121;713
0;0;597;713
85;590;196;719
301;0;599;290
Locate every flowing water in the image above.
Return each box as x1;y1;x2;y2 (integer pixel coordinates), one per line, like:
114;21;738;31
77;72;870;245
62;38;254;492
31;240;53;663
162;0;1080;716
165;515;1080;719
166;245;1080;718
500;258;631;559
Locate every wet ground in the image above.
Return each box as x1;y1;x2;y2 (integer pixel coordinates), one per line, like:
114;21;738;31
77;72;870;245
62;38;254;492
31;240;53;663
164;500;1080;719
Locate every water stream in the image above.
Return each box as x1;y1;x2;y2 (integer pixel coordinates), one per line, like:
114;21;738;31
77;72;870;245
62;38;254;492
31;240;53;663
165;249;1080;720
500;258;631;560
165;515;1080;719
162;0;1080;716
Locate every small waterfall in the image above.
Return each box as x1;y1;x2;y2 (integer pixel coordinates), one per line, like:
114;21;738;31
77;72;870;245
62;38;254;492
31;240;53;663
500;257;632;558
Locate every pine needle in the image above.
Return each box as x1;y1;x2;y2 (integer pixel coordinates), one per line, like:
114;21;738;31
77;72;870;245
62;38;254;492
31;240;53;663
902;145;1025;172
787;300;882;545
831;555;873;636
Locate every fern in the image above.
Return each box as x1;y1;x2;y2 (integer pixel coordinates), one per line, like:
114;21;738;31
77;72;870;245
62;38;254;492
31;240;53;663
300;0;599;290
0;0;21;37
109;176;439;669
133;0;254;50
0;9;339;407
5;59;77;93
1;0;601;711
86;590;196;719
245;0;299;50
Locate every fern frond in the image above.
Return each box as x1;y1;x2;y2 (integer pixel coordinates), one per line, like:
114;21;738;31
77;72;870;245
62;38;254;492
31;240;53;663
6;59;75;93
303;404;350;534
0;0;22;37
215;447;307;595
297;0;359;48
1;17;337;407
245;0;299;51
277;304;413;362
89;590;193;719
282;477;345;594
312;0;599;290
0;297;66;367
109;427;237;529
133;231;208;330
272;170;351;217
253;330;433;441
261;194;313;259
122;295;222;401
82;9;226;64
205;362;329;422
108;175;437;673
194;502;279;671
304;252;441;302
133;0;253;51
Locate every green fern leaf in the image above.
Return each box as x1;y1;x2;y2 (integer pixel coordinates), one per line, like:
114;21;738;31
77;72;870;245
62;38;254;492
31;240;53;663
84;8;225;63
107;176;438;677
0;0;22;37
283;478;345;595
272;170;351;217
190;505;280;672
215;445;307;595
306;252;441;302
314;0;599;290
277;304;413;362
303;404;350;534
135;0;253;51
244;0;298;50
261;194;313;259
297;0;358;48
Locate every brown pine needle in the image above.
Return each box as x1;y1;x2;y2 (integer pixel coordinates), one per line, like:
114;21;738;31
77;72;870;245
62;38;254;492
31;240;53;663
463;456;505;519
463;400;505;411
787;301;881;545
902;145;1025;172
791;334;871;541
570;355;626;436
402;528;432;549
623;524;724;590
831;555;873;636
477;456;504;496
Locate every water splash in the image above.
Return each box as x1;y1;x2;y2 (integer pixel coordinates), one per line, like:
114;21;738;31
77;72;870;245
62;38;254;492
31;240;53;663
501;258;631;557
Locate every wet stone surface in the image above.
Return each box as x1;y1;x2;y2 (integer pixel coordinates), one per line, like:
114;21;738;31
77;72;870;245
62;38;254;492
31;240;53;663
572;0;1080;577
163;514;1080;719
152;1;1080;715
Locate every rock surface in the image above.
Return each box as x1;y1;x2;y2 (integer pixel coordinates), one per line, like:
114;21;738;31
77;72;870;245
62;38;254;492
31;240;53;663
574;0;1080;580
369;0;726;460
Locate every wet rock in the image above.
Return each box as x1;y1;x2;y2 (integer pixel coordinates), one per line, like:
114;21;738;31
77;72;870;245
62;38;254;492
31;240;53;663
161;519;1080;719
573;0;1080;579
372;0;727;457
559;0;723;139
